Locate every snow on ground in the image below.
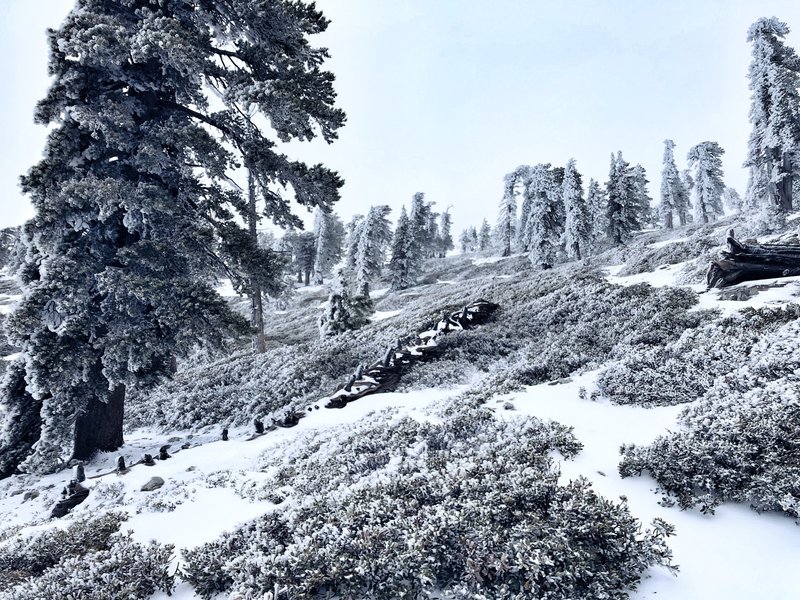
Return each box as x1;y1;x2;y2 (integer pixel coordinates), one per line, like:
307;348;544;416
371;309;402;321
646;237;690;249
500;371;800;600
0;294;21;315
696;275;800;316
605;262;687;288
472;255;507;265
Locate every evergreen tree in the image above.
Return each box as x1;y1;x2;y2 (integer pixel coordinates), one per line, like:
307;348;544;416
586;178;608;253
478;219;492;251
318;268;372;338
631;164;654;227
659;140;686;229
519;164;564;267
343;215;365;272
723;187;743;213
354;205;392;297
688;141;726;224
497;169;521;257
388;207;417;291
409;192;438;260
437;209;454;258
516;166;534;252
562;158;590;260
745;17;800;214
606;152;643;245
312;208;344;285
2;0;344;473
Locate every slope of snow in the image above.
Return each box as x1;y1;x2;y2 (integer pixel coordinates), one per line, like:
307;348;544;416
501;372;800;600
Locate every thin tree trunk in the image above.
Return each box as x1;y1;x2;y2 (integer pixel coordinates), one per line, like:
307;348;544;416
247;168;266;354
73;383;125;461
304;269;310;286
169;355;177;374
780;151;793;212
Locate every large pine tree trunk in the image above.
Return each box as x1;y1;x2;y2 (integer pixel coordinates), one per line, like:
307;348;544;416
664;212;673;230
73;383;125;461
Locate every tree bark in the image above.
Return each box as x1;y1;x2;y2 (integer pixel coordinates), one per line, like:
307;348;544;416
664;212;673;230
247;168;266;354
73;383;125;461
779;151;793;213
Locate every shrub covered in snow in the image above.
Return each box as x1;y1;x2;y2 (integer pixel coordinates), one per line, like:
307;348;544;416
619;316;800;517
128;266;711;432
184;404;676;599
0;512;174;598
598;305;800;406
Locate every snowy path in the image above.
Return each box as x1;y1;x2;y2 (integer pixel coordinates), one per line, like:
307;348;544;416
504;372;800;600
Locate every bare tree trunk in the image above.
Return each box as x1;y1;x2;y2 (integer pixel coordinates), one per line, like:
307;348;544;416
664;212;673;230
169;355;177;374
247;169;266;354
780;151;793;212
73;383;125;461
304;269;311;286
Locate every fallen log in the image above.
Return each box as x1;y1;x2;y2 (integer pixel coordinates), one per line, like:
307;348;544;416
322;299;499;409
707;234;800;289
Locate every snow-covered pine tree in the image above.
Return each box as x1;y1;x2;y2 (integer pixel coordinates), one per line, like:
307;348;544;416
519;164;564;267
723;187;743;214
586;178;608;253
389;207;412;290
409;192;438;260
437;209;454;258
312;208;344;285
631;164;654;227
562;158;590;260
343;215;365;272
516;166;534;252
1;0;344;474
688;141;726;224
606;152;643;245
478;219;492;251
497;169;521;257
318;268;372;338
354;205;392;298
744;17;800;215
659;140;685;229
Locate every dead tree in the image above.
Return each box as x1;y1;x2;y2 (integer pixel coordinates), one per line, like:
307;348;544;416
707;231;800;288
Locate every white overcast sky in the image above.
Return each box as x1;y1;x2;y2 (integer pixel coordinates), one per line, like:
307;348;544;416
1;1;800;236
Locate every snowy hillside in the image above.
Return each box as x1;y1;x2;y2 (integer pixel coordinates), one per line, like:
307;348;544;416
1;216;800;599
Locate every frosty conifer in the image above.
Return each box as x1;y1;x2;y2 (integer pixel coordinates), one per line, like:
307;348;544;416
312;208;344;285
586;178;608;252
436;210;455;258
519;164;564;267
659;140;687;229
606;152;644;245
2;0;344;473
688;141;726;224
354;205;392;297
744;17;800;214
388;207;418;291
497;169;521;257
478;219;492;251
562;159;590;260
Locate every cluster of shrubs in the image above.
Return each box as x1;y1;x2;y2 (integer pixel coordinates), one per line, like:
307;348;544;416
598;305;800;407
619;314;800;517
183;404;676;599
0;512;174;599
129;265;714;431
